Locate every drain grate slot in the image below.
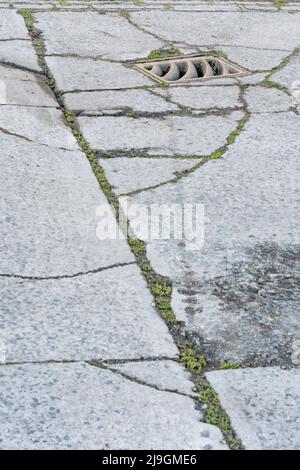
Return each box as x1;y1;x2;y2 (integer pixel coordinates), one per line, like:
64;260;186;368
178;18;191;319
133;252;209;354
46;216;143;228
134;55;249;84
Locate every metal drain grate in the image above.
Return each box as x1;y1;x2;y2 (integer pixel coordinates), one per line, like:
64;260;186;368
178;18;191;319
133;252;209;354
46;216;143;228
134;55;249;84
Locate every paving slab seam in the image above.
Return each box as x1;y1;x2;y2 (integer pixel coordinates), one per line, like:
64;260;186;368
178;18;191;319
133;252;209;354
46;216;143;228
18;8;241;449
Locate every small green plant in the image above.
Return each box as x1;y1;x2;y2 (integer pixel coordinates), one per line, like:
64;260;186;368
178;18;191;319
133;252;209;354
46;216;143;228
152;281;172;297
147;48;181;60
220;361;241;370
180;347;207;374
18;9;35;30
274;0;287;10
200;383;242;449
164;3;174;10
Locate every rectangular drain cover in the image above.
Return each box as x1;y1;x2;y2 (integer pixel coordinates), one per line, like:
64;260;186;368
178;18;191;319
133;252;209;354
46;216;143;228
134;55;249;84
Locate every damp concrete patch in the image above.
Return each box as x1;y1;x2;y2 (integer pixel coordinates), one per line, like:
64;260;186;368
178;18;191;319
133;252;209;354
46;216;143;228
207;367;300;450
1;265;177;362
0;65;57;107
77;111;244;156
0;363;228;450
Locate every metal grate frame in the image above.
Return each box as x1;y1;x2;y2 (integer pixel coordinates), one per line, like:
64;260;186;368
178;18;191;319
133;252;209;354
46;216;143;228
134;55;249;85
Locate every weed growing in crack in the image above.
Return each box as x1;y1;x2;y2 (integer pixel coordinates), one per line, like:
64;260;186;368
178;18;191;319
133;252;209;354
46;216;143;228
147;48;182;60
20;10;247;448
219;361;241;370
199;382;242;450
179;346;207;374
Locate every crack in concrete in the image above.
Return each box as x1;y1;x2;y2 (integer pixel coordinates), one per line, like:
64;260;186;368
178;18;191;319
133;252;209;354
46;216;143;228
0;261;137;282
88;359;196;398
0;59;42;75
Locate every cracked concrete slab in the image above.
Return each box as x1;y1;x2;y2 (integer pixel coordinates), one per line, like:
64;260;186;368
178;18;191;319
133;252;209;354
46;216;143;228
207;367;300;450
157;85;241;110
203;46;290;71
63;89;178;114
272;51;300;89
45;56;153;93
109;359;197;396
124;112;300;365
245;86;292;113
129;10;300;51
0;133;134;277
0;106;78;149
0;65;57;107
0;10;29;40
78;111;244;156
0;40;41;72
36;11;164;60
99;157;199;195
0;363;227;450
1;264;177;362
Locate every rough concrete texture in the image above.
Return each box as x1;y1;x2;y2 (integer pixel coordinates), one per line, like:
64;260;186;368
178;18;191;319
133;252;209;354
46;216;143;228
98;157;199;195
0;40;41;72
45;56;153;93
158;85;242;110
1;0;300;451
0;65;57;107
110;359;197;396
272;51;300;89
0;106;78;149
78;111;244;155
36;12;164;60
0;134;134;277
1;265;177;362
0;9;29;39
207;367;300;450
245;86;292;112
130;10;300;51
125;112;300;366
63;89;178;114
0;363;227;450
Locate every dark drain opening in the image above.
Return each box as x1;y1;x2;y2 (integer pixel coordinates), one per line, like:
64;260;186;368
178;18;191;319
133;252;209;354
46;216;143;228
134;55;249;84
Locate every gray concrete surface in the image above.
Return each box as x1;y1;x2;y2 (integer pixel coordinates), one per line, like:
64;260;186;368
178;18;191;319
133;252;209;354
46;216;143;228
0;0;300;451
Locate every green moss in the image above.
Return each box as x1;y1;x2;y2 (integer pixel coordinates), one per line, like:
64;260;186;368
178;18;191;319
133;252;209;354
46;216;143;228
18;9;35;30
180;347;207;374
274;0;288;10
164;3;174;10
147;47;182;60
128;238;146;256
200;382;242;450
263;79;288;94
152;281;172;297
220;361;241;370
226;115;248;146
